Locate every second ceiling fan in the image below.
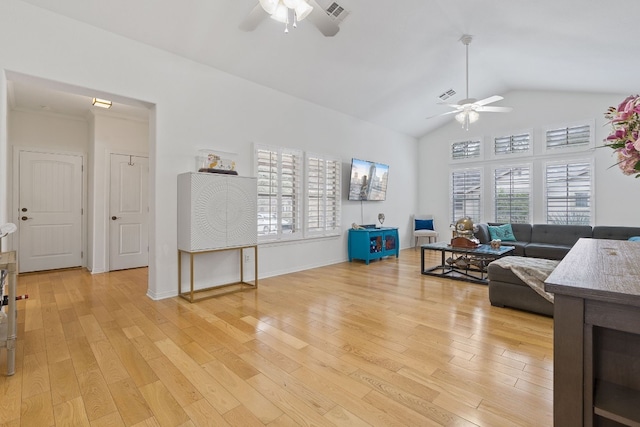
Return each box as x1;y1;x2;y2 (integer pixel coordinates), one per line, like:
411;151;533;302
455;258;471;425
432;35;512;130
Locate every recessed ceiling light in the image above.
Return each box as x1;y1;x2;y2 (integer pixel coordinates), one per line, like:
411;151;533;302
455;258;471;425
92;97;112;109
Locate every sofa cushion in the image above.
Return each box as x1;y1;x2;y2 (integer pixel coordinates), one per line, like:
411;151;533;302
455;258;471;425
488;224;516;241
524;243;571;260
507;241;528;257
489;223;532;243
592;226;640;240
530;224;592;246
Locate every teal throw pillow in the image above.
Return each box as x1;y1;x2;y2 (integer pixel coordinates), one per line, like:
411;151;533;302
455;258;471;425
488;224;516;241
415;219;434;230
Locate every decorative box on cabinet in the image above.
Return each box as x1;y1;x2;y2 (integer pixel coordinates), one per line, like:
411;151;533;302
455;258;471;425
348;227;399;264
177;172;258;302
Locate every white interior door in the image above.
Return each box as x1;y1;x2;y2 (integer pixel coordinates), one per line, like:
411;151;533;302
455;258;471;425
109;154;149;271
18;151;83;273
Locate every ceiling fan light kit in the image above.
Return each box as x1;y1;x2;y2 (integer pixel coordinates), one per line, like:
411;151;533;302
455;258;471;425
241;0;340;36
431;34;512;131
260;0;313;31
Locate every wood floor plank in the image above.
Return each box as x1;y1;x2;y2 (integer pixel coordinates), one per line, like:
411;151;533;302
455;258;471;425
108;377;155;426
202;358;283;423
5;249;555;426
138;380;190;427
53;395;91;427
153;338;241;414
20;391;54;427
146;356;203;408
182;399;230;427
21;350;50;399
49;359;81;406
76;368;118;421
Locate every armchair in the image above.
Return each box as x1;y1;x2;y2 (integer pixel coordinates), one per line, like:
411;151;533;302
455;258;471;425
413;214;438;248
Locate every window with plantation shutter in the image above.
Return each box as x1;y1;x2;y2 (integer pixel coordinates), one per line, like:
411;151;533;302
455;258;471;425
545;161;592;225
545;123;592;151
451;140;481;160
306;153;341;236
494;132;531;156
451;169;482;223
494;166;531;224
255;145;302;241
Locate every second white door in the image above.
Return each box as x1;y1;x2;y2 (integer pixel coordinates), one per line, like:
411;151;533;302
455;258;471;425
109;154;149;271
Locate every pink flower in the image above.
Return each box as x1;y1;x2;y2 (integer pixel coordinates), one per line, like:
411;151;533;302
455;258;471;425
605;95;640;177
617;150;640;175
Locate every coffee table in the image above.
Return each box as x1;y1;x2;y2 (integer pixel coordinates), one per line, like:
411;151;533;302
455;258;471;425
421;242;514;284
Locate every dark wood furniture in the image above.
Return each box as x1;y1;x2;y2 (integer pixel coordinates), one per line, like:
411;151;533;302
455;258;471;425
421;242;514;284
545;238;640;427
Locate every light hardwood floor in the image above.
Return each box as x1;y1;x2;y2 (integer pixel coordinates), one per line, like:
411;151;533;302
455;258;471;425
0;248;553;426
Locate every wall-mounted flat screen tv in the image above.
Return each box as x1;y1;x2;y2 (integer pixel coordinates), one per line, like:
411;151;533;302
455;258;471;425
348;158;389;201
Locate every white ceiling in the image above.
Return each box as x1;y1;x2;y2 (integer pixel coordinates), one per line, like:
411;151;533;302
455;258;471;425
11;0;640;138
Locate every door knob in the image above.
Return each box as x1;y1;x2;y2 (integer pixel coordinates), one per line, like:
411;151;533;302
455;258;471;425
21;216;32;221
111;216;120;220
21;208;28;212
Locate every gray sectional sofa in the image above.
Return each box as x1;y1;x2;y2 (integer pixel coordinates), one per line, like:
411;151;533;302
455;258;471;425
480;223;640;316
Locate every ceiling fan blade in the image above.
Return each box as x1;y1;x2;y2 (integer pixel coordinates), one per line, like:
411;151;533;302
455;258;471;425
306;0;340;36
426;110;460;119
437;102;463;108
475;95;503;106
476;106;513;113
239;3;267;32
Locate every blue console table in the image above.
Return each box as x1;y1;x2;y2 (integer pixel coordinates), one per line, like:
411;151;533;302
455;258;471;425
348;227;399;264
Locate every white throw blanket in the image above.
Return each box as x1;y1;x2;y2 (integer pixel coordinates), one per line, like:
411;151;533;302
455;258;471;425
491;256;560;303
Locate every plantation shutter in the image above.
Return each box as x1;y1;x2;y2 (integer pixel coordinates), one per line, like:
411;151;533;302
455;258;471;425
451;169;482;223
494;166;531;223
494;133;531;155
306;154;341;236
256;146;302;240
546;124;591;149
545;162;591;225
451;140;481;160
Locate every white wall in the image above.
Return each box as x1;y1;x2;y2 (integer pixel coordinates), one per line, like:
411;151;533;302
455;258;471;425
90;113;149;273
9;109;89;152
418;90;640;228
0;1;418;299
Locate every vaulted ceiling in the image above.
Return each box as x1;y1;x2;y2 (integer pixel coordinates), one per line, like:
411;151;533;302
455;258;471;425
12;0;640;138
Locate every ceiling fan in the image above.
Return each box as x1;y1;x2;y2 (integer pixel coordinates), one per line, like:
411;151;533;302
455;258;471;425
431;35;512;130
239;0;340;37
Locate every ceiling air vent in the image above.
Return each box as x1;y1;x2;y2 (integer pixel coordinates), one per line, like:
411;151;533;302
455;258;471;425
438;89;456;101
325;1;349;23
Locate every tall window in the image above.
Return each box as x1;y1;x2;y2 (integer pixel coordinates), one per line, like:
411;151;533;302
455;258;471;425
306;154;341;236
494;166;531;223
255;145;302;240
451;169;482;223
545;161;592;225
451;140;481;160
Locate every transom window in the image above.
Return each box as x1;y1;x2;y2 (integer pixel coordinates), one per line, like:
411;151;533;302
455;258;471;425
451;140;481;160
546;123;591;150
494;132;531;156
